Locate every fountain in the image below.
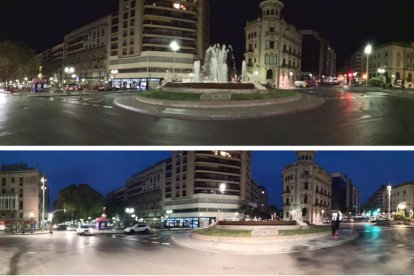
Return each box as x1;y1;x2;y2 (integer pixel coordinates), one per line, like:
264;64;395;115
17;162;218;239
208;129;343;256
161;44;260;93
192;60;201;83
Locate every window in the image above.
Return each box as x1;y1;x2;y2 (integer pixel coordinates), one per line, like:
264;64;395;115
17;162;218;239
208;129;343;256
11;177;15;183
19;177;23;186
269;27;275;32
19;201;23;210
1;178;5;186
269;41;275;49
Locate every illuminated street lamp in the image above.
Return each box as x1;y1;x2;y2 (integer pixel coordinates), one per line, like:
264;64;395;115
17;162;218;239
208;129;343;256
63;67;75;89
125;207;134;226
364;44;372;86
219;183;226;213
110;69;119;88
386;185;392;219
169;40;180;80
41;176;47;229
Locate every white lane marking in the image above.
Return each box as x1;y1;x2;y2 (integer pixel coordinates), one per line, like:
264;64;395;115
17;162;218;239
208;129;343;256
151;241;159;244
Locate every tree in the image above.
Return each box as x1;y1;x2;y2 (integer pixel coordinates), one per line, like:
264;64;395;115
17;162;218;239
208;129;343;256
53;184;105;224
0;41;39;91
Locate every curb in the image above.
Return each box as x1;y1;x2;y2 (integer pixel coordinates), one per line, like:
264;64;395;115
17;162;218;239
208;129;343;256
135;94;303;109
190;231;330;243
113;95;325;120
171;231;360;254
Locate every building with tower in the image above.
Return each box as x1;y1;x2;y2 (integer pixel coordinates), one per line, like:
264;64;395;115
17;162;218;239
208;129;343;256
282;151;331;224
244;0;302;88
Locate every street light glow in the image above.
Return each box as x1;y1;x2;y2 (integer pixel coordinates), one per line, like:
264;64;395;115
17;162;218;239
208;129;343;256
169;40;180;52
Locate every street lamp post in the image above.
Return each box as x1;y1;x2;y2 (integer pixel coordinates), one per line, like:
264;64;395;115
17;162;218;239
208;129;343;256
63;67;75;92
219;183;226;213
125;207;134;226
387;185;392;219
48;209;66;225
110;69;118;89
40;177;47;229
364;44;372;86
169;40;180;81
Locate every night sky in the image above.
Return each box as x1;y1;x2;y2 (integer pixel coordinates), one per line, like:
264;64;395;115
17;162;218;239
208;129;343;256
1;150;414;209
1;0;414;69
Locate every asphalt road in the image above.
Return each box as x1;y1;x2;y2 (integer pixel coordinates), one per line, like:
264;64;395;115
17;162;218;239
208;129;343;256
1;88;414;145
0;224;412;274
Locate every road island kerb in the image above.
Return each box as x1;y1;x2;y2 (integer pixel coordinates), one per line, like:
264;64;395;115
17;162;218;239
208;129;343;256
113;93;326;120
170;229;360;254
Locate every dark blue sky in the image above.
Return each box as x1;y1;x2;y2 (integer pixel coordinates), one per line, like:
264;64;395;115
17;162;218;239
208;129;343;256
1;151;414;209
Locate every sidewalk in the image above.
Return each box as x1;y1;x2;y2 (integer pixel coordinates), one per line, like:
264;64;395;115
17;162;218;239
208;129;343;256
113;94;325;120
171;229;359;254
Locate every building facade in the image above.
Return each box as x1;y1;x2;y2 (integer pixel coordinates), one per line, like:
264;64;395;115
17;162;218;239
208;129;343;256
0;164;46;230
38;0;210;89
107;151;263;228
331;173;360;215
38;43;64;85
108;0;210;89
63;15;111;87
300;30;336;80
383;182;414;218
347;42;414;87
124;159;170;222
244;0;302;88
282;151;332;224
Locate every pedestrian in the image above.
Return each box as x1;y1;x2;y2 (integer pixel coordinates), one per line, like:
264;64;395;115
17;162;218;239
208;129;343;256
334;216;341;236
331;217;336;235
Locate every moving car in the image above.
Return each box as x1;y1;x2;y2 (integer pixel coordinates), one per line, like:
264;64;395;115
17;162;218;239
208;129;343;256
123;224;150;234
77;225;95;236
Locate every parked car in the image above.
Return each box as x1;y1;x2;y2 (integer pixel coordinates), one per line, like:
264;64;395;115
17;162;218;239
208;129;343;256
123;224;150;234
77;225;95;236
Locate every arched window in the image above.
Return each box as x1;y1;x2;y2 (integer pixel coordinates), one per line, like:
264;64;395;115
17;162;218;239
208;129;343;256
265;54;269;64
396;72;401;80
304;194;308;204
269;53;274;64
407;73;413;82
302;208;307;217
271;10;274;15
266;69;273;80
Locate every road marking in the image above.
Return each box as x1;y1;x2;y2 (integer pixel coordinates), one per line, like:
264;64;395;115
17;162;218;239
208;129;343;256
103;106;113;109
83;103;90;105
161;243;170;245
0;131;14;137
151;241;159;244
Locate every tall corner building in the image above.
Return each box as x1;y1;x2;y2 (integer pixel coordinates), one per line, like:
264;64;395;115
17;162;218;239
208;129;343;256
164;151;254;227
244;0;302;88
109;0;210;88
282;151;331;224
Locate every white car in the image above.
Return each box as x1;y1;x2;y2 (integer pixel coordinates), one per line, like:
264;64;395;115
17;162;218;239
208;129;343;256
77;225;95;236
295;80;306;88
124;224;150;234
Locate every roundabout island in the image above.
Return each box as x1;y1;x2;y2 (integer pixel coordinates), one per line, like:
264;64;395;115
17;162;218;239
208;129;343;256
113;88;325;120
